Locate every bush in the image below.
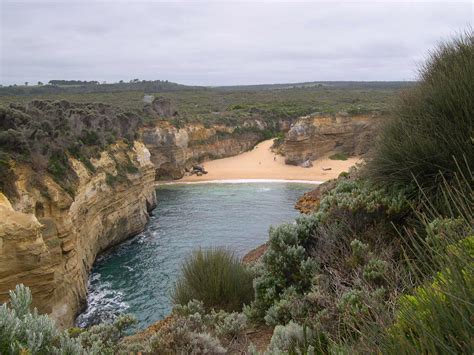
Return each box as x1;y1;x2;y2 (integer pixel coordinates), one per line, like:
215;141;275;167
144;300;247;353
0;285;83;354
47;151;69;180
385;237;474;354
316;178;409;222
354;164;474;353
329;152;348;160
366;30;474;202
266;321;328;354
0;154;17;197
350;239;369;266
363;259;388;283
248;214;319;322
0;284;137;354
172;248;254;312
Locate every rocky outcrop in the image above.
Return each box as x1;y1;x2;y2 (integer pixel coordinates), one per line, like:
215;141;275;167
283;113;378;165
144;97;178;118
141;121;268;180
0;141;157;328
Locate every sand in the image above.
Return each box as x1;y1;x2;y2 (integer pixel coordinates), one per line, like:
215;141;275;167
177;139;361;183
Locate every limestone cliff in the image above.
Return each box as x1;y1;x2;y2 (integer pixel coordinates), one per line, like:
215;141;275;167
141;120;270;179
0;141;157;328
283;113;378;165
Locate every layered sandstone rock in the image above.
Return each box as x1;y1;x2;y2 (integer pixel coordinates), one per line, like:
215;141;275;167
0;141;156;328
141;120;267;180
283;113;378;165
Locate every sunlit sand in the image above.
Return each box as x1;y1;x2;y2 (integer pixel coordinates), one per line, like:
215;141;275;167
177;139;361;183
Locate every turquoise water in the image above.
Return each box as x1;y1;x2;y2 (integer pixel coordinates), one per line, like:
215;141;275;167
76;182;314;330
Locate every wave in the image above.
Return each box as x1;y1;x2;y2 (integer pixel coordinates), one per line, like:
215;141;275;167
75;274;130;328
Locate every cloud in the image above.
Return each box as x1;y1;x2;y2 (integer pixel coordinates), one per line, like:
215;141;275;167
0;0;472;85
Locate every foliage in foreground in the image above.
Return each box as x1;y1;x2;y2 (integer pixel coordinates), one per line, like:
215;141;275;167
125;300;249;354
241;29;474;354
366;30;473;202
172;248;254;312
386;237;473;354
0;284;136;354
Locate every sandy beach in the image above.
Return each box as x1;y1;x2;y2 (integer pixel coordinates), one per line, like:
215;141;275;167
178;139;361;183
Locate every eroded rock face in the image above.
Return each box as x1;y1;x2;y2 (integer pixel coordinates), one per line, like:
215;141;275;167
141;120;266;180
283;113;378;165
0;141;157;328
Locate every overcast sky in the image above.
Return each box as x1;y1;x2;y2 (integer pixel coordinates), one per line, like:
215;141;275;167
0;0;472;86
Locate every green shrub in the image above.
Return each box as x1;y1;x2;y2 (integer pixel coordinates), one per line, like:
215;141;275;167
145;299;246;353
363;259;388;283
385;236;474;354
316;178;409;221
80;130;101;146
338;171;349;178
248;214;319;322
0;284;139;354
211;310;247;339
79;156;96;173
329;152;348;160
354;164;474;353
266;321;329;355
350;239;369;266
172;248;254;312
0;154;16;196
337;289;369;317
366;30;473;202
47;151;69;180
124;156;139;174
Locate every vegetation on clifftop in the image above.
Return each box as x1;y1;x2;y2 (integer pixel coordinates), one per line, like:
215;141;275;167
0;100;143;197
0;79;401;198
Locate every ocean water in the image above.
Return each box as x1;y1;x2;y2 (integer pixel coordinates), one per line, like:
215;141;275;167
76;182;314;330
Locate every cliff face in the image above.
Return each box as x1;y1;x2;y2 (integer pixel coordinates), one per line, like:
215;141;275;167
283;113;378;165
0;141;157;328
141;120;268;179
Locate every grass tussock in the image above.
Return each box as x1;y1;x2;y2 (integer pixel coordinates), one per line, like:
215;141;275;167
366;29;474;201
172;248;254;312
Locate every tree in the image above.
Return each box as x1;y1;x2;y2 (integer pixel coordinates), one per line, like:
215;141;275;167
24;82;28;86
37;81;43;86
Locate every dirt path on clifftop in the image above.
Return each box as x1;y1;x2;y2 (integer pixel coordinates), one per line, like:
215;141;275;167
179;139;361;182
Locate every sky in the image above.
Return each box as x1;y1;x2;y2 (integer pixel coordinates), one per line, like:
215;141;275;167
0;0;472;86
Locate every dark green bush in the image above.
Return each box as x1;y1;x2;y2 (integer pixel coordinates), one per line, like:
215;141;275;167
47;151;69;180
329;152;348;160
384;231;473;354
366;31;473;202
0;154;16;197
172;248;254;312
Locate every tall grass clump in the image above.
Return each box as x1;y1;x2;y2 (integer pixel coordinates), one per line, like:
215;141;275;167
172;248;254;312
382;168;473;354
366;30;473;201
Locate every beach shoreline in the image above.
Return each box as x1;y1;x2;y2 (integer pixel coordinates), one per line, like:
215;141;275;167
165;139;361;184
